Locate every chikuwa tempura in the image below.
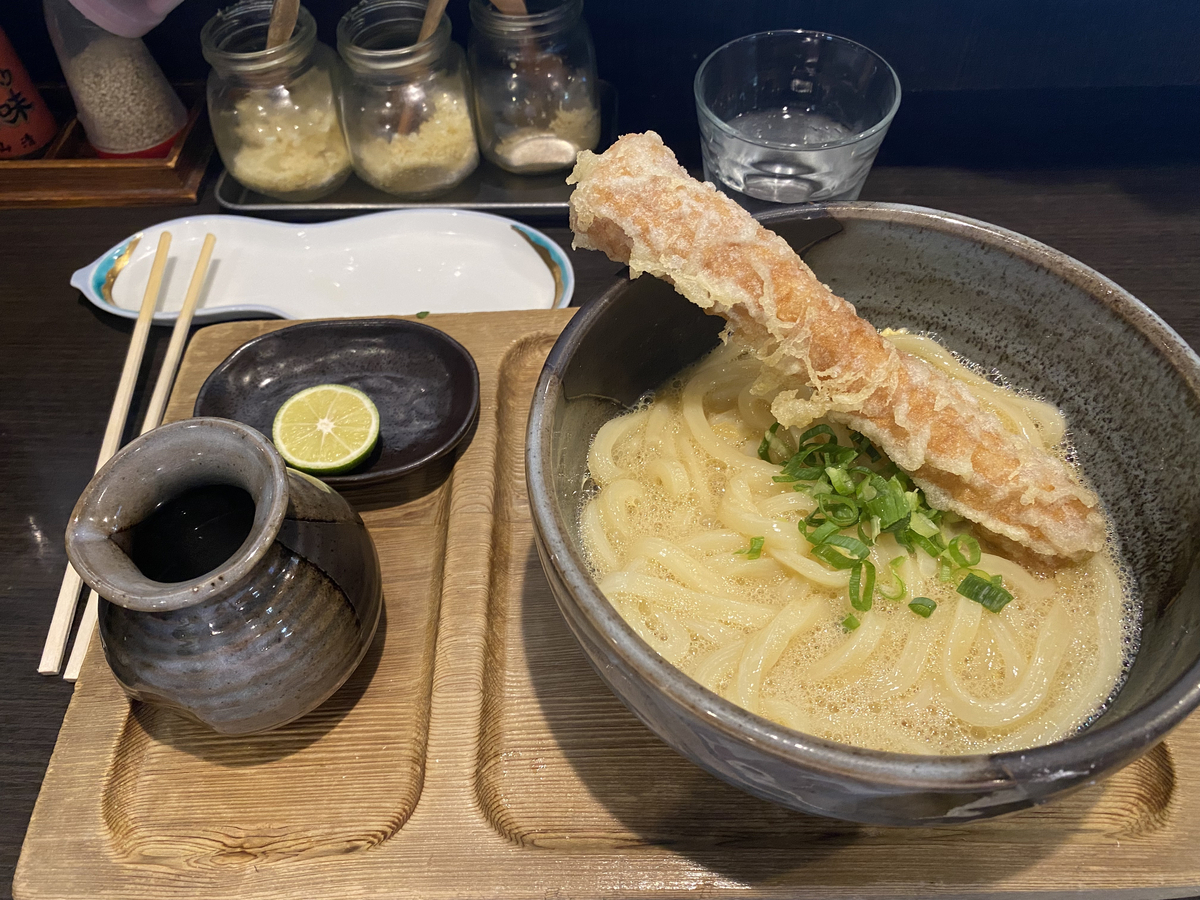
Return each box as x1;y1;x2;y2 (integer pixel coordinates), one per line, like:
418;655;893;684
566;132;1134;754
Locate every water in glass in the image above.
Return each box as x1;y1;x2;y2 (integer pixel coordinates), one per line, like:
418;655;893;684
700;108;886;203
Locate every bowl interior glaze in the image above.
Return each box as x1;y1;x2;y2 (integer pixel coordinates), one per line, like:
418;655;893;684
528;202;1200;824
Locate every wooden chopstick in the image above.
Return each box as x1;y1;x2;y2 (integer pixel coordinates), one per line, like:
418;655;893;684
37;232;172;676
139;234;217;433
63;234;217;683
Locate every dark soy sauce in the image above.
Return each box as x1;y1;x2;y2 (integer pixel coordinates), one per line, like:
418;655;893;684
115;484;257;584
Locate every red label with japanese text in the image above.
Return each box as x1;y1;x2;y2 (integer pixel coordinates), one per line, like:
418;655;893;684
0;26;58;159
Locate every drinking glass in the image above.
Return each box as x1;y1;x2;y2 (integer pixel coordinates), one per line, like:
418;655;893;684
695;30;900;203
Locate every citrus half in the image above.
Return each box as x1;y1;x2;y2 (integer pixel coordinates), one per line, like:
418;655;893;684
271;384;380;475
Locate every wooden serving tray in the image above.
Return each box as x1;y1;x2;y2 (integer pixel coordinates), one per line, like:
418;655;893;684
0;98;212;209
17;311;1200;899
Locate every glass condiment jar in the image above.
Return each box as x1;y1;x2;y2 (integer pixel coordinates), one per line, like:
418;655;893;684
337;0;479;198
201;1;351;202
467;0;599;174
44;0;186;157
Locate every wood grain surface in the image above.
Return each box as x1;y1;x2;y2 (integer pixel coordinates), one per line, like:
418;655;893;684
2;165;1199;899
14;313;1200;900
0;104;213;209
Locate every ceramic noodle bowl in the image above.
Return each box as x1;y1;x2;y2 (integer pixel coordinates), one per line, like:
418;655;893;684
65;417;383;735
525;202;1200;825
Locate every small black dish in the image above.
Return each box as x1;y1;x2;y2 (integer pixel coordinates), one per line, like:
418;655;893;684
195;318;480;488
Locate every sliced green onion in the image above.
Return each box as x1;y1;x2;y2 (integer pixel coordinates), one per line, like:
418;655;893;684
818;493;860;527
758;423;782;462
798;424;836;444
957;572;1014;613
786;443;827;469
841;613;861;631
785;465;826;482
849;560;876;611
812;533;871;569
735;536;765;559
908;596;937;618
878;556;907;601
824;533;871;559
827;466;856;496
801;480;834;500
812;544;862;570
416;310;430;319
864;475;910;532
907;529;945;559
938;559;954;582
829;445;860;467
908;511;940;539
948;534;981;568
850;430;881;461
804;520;840;546
857;515;881;546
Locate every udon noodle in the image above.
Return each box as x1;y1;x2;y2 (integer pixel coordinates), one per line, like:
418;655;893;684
580;333;1134;755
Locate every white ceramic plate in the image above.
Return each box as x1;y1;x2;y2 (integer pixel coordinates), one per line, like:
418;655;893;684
71;209;574;324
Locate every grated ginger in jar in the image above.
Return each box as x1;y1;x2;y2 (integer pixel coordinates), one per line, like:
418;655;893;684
352;90;478;197
224;67;351;199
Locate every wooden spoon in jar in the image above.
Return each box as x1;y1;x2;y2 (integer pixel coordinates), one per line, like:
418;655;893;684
395;0;453;133
266;0;300;49
489;0;568;128
418;0;452;42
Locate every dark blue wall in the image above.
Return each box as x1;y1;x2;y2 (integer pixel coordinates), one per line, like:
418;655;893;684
3;0;1198;167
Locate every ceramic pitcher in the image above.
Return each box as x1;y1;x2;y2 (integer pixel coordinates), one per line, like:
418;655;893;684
65;417;382;735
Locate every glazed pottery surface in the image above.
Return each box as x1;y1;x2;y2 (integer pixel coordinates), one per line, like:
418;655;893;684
526;202;1200;825
66;417;383;735
194;318;481;487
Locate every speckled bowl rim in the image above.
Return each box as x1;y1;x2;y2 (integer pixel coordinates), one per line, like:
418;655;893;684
527;201;1200;795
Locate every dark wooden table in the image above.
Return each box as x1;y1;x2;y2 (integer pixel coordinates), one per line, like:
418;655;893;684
3;165;1199;899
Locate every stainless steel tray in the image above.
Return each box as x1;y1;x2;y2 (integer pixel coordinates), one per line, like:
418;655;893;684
216;83;616;223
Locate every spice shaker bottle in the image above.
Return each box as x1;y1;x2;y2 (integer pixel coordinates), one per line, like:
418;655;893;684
0;25;59;158
467;0;599;174
337;0;479;198
44;0;186;158
202;1;351;202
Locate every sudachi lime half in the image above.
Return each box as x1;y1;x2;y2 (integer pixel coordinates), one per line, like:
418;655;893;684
271;384;380;475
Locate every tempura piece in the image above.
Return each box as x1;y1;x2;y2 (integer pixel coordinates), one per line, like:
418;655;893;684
567;131;1106;563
